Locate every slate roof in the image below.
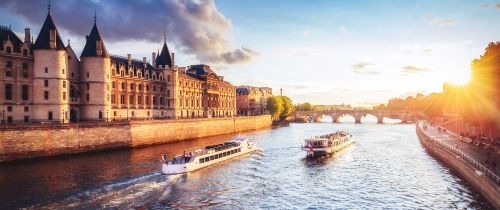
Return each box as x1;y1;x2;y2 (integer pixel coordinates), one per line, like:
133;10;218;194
155;42;172;67
80;22;109;58
110;55;156;74
33;12;65;50
0;26;24;52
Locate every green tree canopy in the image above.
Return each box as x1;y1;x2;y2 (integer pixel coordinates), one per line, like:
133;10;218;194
266;96;283;120
280;96;294;120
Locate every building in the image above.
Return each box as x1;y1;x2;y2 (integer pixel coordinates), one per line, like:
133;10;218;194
0;7;236;123
236;86;272;116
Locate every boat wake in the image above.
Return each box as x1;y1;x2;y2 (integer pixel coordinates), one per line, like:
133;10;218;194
27;173;184;209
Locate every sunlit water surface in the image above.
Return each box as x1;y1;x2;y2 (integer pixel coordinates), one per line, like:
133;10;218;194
0;117;494;209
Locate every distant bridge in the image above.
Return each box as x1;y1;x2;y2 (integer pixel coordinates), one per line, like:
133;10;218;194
293;109;423;123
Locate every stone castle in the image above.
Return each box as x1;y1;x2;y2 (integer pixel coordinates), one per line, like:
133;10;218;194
0;8;237;123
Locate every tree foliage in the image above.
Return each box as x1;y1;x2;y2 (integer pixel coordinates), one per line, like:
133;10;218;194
266;96;283;120
280;96;294;120
295;102;313;111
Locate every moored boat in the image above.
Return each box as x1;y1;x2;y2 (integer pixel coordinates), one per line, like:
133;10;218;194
301;131;354;157
161;136;257;175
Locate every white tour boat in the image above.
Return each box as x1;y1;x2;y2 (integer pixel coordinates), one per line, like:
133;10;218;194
301;131;354;157
161;136;257;175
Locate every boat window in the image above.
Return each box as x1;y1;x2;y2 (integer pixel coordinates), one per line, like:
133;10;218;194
210;156;214;160
200;159;205;163
238;148;241;152
205;157;209;162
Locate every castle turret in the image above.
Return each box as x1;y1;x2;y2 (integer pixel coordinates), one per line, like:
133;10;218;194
32;9;70;123
79;16;111;121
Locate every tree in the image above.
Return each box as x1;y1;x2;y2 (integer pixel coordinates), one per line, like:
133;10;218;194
266;96;283;120
295;102;312;111
280;96;294;120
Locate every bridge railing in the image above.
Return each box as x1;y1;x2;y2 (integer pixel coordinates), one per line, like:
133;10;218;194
416;122;500;185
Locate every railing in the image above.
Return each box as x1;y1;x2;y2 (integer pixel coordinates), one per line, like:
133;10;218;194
416;122;500;185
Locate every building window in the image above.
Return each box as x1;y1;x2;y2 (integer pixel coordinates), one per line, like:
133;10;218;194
107;94;110;102
138;95;142;105
160;97;164;105
63;92;66;100
6;47;11;53
87;83;90;90
129;95;134;104
7;106;12;112
138;84;142;91
86;93;89;102
71;72;74;78
6;61;12;68
167;90;170;98
22;85;29;101
87;72;89;78
120;95;125;104
146;96;149;105
112;81;116;88
146;85;150;91
24;106;29;112
114;111;117;116
44;91;49;100
153;85;157;92
48;111;53;120
24;116;29;123
63;81;66;88
7;116;13;123
5;84;13;100
131;111;135;116
22;69;29;78
62;69;65;74
111;94;115;104
45;67;48;73
44;80;49;87
130;83;134;90
23;49;28;56
121;82;125;90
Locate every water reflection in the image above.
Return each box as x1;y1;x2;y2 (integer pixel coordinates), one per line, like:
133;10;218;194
0;123;494;209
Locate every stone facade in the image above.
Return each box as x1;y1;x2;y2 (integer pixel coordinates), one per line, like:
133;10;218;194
0;8;237;124
236;86;272;116
0;115;271;162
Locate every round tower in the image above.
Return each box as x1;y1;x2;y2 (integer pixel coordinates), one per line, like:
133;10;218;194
79;18;111;121
32;10;70;123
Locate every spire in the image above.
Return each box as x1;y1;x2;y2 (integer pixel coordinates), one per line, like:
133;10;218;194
80;15;109;58
156;39;172;68
33;7;65;50
93;9;96;24
163;24;166;43
48;0;51;14
67;38;70;46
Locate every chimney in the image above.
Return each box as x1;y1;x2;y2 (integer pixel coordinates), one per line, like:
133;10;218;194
127;54;132;65
142;57;147;68
152;52;156;66
171;52;175;67
24;28;31;43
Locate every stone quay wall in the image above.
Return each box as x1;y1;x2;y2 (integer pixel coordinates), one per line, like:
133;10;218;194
416;124;500;209
0;115;271;162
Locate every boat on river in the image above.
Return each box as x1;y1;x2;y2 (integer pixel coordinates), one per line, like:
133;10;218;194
301;131;354;157
161;136;257;175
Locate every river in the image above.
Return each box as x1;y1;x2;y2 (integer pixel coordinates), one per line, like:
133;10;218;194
0;117;494;209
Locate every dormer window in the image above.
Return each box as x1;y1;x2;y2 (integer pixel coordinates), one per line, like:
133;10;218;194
49;29;56;48
96;40;102;56
6;47;12;53
23;49;28;56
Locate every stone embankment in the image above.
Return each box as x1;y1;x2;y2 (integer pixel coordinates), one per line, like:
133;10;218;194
0;115;271;162
416;121;500;209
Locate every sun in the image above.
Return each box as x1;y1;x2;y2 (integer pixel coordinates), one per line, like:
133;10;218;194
446;68;471;85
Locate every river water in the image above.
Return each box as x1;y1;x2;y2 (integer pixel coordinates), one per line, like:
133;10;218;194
0;118;494;209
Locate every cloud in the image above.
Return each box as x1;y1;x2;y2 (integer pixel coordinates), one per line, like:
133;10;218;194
401;65;429;73
424;16;457;26
0;0;256;65
351;62;380;75
480;3;500;9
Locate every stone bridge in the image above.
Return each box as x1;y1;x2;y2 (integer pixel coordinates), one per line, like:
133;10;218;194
293;109;422;123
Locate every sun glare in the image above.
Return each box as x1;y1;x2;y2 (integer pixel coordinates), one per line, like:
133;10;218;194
446;69;471;85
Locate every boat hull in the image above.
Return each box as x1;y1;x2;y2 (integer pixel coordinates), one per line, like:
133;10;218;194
302;138;354;157
162;145;256;175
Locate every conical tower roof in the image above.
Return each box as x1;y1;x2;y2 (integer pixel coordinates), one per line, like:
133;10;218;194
81;22;109;58
156;42;172;68
33;12;65;50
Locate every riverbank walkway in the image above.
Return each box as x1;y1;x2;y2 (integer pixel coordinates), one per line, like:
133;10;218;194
418;121;500;179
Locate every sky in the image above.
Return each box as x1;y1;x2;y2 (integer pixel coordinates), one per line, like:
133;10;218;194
1;0;499;106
